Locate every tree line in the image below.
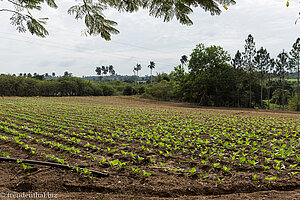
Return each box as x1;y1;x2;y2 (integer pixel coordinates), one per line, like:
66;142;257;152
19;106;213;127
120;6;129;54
0;75;116;97
143;34;300;111
1;34;300;111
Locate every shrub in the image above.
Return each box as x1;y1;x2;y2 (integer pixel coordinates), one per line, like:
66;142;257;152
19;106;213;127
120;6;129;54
145;80;175;101
288;93;300;111
123;85;136;96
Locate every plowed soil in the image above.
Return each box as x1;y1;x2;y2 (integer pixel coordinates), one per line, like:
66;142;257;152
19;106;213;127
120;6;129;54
0;96;299;199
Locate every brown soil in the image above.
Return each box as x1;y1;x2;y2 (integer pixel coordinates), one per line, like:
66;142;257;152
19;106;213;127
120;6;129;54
0;96;299;199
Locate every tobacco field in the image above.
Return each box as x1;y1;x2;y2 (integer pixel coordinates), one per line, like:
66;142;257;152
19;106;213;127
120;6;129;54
0;97;300;199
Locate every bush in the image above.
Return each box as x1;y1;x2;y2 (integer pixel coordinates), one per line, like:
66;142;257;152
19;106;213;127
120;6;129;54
288;93;300;111
123;85;136;95
271;89;291;105
136;85;145;95
145;80;175;101
101;85;115;96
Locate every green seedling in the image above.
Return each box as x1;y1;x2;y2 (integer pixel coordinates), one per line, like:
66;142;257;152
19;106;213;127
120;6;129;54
213;163;221;170
159;162;167;167
142;170;152;176
289;171;299;178
265;157;271;164
265;176;277;188
289;164;297;169
109;159;120;168
261;165;270;171
251;174;260;183
138;156;144;163
131;167;141;173
118;161;127;169
21;163;31;175
217;177;223;183
187;168;196;175
201;173;209;179
222;166;231;173
83;167;92;175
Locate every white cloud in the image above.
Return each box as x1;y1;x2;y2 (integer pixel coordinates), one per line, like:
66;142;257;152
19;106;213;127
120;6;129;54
0;0;300;76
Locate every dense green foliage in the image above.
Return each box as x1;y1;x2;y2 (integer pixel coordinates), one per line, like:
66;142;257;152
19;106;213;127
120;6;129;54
0;74;150;97
0;75;117;96
142;37;300;111
168;43;261;107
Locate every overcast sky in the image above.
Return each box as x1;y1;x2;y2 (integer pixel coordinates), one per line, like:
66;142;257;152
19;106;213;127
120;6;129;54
1;0;300;77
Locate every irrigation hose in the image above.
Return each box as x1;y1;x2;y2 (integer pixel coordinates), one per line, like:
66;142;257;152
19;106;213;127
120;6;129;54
0;157;109;178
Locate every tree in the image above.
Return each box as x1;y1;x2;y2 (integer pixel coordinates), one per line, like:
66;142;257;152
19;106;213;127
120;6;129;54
135;63;142;77
95;67;102;81
52;72;56;77
101;66;108;76
108;65;115;76
180;55;188;71
95;67;102;76
243;34;256;108
289;38;300;111
148;61;155;83
180;55;188;65
186;44;233;106
64;71;72;77
253;47;270;108
1;0;236;40
275;50;289;110
33;74;45;80
266;58;275;109
231;50;244;107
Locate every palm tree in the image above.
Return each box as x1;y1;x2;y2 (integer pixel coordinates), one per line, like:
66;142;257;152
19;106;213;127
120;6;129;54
148;61;155;83
95;67;102;81
135;63;142;77
133;68;136;76
101;66;108;76
180;55;188;70
133;68;137;85
108;65;115;76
